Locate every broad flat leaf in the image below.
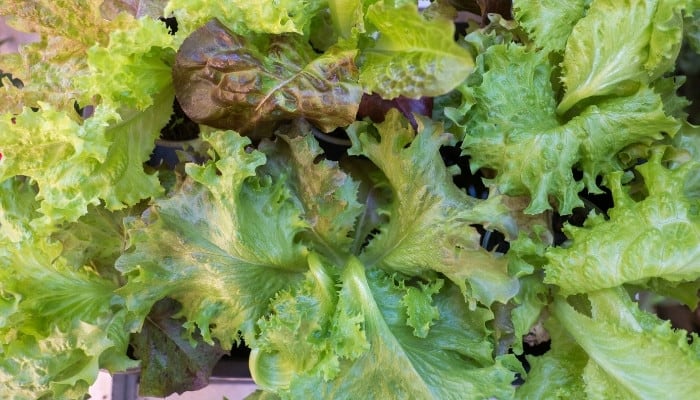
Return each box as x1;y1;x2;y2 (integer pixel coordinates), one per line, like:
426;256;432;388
552;288;700;399
557;0;688;114
173;19;362;137
359;1;474;98
348;110;518;307
258;123;364;254
116;131;308;348
132;299;226;397
545;151;700;295
285;259;517;399
512;0;588;54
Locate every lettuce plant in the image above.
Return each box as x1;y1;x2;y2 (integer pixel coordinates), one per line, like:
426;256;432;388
1;0;700;399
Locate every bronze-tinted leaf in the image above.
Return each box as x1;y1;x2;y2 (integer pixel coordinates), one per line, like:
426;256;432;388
173;19;362;138
131;298;227;397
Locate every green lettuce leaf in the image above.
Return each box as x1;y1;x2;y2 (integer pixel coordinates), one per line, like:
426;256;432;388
0;192;138;397
0;2;94;115
455;43;678;214
258;123;364;257
359;1;474;98
513;0;588;54
552;288;700;399
249;253;345;390
515;316;587;400
0;92;169;228
254;257;517;399
165;0;327;37
545;150;700;295
458;43;583;214
348;110;518;307
172;19;362;136
78;17;176;110
557;0;688;114
116;131;308;348
0;322;114;400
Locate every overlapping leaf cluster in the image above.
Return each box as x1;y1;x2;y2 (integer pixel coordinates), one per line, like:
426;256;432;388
0;0;700;399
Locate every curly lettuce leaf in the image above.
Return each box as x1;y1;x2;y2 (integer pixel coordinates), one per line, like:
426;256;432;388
0;91;169;228
254;257;517;399
359;1;474;98
558;0;688;114
455;44;678;214
116;131;308;348
513;0;588;54
173;19;362;136
0;1;111;44
165;0;327;37
0;322;114;400
249;253;345;390
545;151;700;295
458;44;584;214
258;124;364;255
78;17;176;110
0;0;148;113
348;111;518;307
0;194;137;398
552;288;700;399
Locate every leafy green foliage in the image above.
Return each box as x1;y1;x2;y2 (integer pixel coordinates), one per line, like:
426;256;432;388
359;1;475;98
1;0;700;399
545;150;700;295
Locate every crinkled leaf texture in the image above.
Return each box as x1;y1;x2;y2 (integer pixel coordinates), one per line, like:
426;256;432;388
454;44;677;214
348;110;519;307
545;150;700;295
165;0;327;37
0;0;110;113
257;122;364;253
359;1;474;98
513;0;588;54
79;17;177;110
173;19;362;137
547;288;700;399
100;0;168;19
0;7;176;228
251;257;518;400
0;183;138;398
116;131;309;348
0;90;170;229
557;0;688;114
